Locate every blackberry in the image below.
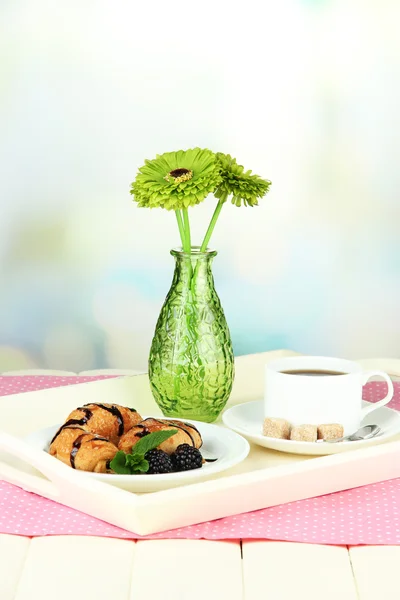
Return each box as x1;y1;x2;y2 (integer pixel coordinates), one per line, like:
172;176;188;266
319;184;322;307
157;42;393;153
172;444;203;471
145;449;173;474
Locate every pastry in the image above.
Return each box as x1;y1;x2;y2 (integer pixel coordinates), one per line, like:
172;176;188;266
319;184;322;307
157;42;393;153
165;419;202;449
49;426;118;473
56;403;142;446
118;418;202;455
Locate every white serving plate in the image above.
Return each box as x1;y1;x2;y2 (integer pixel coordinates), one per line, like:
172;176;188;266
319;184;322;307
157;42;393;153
25;420;250;492
223;399;400;455
1;351;400;536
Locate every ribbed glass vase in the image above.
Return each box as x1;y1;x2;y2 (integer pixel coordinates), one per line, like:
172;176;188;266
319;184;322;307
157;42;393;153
148;247;234;422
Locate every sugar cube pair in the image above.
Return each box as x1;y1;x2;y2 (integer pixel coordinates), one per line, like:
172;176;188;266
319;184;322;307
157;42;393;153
262;418;343;442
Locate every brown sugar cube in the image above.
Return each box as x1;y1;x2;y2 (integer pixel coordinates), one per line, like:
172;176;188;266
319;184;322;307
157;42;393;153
290;424;317;442
317;423;344;441
263;417;291;439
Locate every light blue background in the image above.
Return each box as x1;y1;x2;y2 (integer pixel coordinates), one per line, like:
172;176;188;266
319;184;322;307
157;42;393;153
1;0;399;371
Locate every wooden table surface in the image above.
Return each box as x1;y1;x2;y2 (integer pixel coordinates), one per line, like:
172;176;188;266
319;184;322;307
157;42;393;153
1;351;400;599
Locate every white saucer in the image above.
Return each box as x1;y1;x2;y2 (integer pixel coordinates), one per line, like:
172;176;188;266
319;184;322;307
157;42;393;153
222;400;400;456
25;418;250;493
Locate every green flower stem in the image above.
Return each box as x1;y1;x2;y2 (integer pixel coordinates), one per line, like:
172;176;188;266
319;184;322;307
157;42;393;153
182;208;191;253
200;193;228;252
175;210;186;249
181;209;196;350
182;207;193;286
190;193;228;295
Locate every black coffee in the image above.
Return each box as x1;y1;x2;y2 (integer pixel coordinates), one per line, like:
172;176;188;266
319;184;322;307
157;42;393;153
281;369;346;376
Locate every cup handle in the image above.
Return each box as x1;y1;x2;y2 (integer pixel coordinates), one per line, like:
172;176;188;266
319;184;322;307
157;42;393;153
360;370;394;418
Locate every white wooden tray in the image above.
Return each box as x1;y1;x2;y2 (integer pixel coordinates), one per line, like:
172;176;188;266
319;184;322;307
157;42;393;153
1;350;400;536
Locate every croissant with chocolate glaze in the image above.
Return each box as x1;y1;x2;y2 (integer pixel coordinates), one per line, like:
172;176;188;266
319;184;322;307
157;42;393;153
61;403;142;445
118;418;202;455
49;426;118;473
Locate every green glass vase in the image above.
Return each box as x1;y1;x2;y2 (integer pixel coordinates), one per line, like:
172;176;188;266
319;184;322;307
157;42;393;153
148;247;234;422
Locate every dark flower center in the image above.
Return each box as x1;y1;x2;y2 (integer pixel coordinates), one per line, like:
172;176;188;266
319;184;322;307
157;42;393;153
165;168;193;184
170;168;190;178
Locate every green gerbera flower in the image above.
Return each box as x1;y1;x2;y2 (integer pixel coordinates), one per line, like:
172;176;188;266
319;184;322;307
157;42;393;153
130;148;221;210
215;152;271;206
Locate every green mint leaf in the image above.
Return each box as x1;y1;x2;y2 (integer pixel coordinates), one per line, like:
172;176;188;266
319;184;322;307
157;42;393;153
110;452;149;474
109;451;132;475
131;429;178;457
131;458;149;474
126;453;145;467
125;453;149;473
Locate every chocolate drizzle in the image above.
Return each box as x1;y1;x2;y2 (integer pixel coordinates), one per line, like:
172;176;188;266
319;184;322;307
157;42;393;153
70;433;86;468
69;431;109;468
50;407;94;445
134;423;151;438
93;404;125;436
182;421;200;435
161;419;196;446
78;407;94;422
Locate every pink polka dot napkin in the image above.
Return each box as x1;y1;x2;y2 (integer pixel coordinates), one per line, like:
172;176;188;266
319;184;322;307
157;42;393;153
0;376;399;545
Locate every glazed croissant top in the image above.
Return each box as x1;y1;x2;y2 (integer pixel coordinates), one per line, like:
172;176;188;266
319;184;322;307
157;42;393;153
56;402;143;446
118;417;202;455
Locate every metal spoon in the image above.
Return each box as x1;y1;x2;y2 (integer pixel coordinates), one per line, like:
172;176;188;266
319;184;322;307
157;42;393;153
319;424;381;444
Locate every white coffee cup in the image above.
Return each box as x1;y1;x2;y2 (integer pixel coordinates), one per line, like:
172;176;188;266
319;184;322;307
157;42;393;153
265;356;394;436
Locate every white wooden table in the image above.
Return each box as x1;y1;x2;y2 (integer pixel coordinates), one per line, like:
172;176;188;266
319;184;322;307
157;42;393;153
1;351;400;599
